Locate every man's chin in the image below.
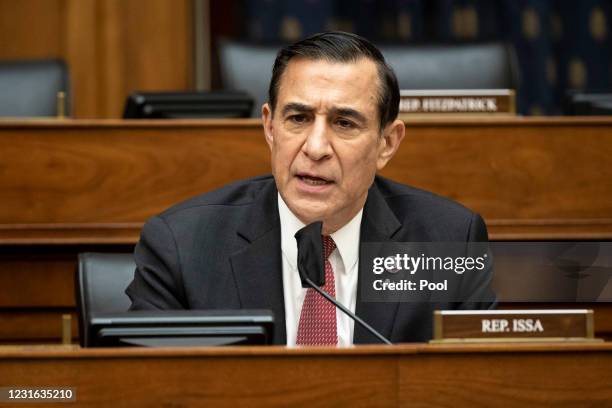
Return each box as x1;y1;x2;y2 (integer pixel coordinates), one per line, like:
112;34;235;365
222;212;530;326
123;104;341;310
286;199;330;225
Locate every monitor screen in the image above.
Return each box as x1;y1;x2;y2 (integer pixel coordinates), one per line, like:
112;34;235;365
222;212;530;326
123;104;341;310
84;309;274;347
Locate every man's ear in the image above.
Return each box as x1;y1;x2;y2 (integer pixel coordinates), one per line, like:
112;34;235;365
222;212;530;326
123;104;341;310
376;118;405;171
262;103;274;150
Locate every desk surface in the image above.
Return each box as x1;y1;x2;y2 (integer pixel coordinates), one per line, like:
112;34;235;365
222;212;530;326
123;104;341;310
2;342;612;407
3;340;612;356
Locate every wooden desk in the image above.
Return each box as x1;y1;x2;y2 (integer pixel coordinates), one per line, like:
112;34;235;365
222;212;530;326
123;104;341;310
1;118;611;343
2;343;612;407
1;117;612;242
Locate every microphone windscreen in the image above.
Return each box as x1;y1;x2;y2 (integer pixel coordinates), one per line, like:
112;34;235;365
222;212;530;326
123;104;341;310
294;222;325;288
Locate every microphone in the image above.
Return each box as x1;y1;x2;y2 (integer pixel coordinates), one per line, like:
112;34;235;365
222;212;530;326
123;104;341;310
294;222;392;345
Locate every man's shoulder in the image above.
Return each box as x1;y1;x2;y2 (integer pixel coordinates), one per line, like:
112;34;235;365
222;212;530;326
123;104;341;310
157;175;274;221
376;176;473;212
373;176;478;229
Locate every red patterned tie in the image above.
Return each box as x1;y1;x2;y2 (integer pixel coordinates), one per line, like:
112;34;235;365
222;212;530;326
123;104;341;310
296;235;337;346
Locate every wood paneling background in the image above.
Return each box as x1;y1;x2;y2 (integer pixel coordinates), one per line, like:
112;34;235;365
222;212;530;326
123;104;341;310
1;118;611;241
0;0;193;118
1;117;612;343
0;0;66;58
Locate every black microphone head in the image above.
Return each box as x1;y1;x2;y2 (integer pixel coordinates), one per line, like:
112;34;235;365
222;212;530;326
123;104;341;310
294;221;325;288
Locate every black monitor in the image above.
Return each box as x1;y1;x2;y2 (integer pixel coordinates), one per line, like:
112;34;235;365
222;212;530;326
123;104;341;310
122;91;254;119
84;310;274;347
591;101;612;115
564;91;612;115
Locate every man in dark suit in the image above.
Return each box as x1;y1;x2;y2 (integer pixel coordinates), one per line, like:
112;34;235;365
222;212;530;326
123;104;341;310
126;31;495;345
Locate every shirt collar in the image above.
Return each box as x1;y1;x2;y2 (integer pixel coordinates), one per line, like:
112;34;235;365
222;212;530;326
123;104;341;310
278;193;362;275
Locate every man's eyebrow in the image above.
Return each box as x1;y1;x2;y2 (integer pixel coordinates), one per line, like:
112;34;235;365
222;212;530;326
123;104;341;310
281;103;313;117
280;103;368;124
331;107;367;124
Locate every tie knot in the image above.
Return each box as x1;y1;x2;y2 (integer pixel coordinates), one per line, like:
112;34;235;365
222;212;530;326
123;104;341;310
322;235;336;260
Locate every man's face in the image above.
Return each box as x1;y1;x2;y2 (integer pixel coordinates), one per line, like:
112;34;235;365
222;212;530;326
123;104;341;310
262;57;404;233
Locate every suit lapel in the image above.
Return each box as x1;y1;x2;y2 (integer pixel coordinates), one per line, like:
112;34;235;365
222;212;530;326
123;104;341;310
354;182;402;344
229;181;287;344
227;178;403;345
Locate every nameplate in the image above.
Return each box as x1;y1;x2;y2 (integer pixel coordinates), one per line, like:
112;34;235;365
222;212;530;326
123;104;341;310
399;89;516;116
432;309;597;343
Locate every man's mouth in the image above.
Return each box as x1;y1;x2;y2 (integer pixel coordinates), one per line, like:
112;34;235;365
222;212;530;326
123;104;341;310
297;174;333;186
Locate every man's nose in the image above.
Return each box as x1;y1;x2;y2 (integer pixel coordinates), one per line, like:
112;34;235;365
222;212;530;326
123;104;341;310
302;116;332;161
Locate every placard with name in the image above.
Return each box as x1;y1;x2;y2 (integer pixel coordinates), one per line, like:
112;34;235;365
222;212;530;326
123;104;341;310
399;89;516;116
432;309;597;343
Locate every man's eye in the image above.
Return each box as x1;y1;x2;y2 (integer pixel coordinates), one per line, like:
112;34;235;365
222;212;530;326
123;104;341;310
335;118;356;129
289;114;308;123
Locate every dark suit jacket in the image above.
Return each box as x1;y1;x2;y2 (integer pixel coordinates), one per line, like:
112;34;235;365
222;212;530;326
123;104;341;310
126;175;495;344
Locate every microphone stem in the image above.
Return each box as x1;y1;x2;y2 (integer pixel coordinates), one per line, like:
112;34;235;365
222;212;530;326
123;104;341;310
303;276;392;345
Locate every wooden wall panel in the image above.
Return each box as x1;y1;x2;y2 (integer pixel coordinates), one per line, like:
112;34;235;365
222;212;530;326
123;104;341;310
64;0;100;118
0;0;194;118
0;121;267;227
0;310;77;343
1;117;611;343
387;120;612;221
1;118;611;241
2;344;612;406
0;0;66;58
398;346;612;407
78;0;194;118
0;250;76;308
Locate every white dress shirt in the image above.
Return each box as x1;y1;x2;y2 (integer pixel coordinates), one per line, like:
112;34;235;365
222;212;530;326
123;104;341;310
278;194;362;347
